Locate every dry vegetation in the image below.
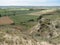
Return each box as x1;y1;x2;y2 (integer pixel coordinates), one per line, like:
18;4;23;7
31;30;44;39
0;8;60;45
0;26;54;45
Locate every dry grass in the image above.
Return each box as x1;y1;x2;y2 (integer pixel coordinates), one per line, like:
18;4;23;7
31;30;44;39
0;26;55;45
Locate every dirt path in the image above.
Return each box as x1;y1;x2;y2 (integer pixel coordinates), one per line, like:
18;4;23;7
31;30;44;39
28;9;57;16
27;23;40;34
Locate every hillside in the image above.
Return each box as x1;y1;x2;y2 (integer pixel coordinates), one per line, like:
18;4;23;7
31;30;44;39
0;26;54;45
0;8;60;45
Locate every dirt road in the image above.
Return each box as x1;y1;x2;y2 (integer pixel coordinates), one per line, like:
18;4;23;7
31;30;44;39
28;9;57;16
27;23;40;34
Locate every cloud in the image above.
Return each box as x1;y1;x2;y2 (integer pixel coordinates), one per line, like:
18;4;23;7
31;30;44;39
12;0;48;6
0;0;16;5
0;0;59;6
15;0;48;2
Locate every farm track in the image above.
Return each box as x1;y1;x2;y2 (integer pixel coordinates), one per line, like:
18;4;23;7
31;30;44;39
27;23;40;35
28;9;57;15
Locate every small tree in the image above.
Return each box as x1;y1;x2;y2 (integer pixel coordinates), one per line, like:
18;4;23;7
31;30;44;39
0;14;1;17
13;11;16;16
29;9;34;11
28;19;34;22
37;15;43;21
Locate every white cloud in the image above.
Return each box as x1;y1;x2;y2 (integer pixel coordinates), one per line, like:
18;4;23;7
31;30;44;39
0;0;16;5
14;0;48;2
0;0;48;6
0;0;59;6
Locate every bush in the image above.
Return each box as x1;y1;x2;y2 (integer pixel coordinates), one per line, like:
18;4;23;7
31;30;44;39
27;19;34;22
37;15;43;20
0;14;1;17
55;24;60;28
29;9;34;11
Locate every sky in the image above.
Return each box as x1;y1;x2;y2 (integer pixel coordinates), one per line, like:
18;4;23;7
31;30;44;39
0;0;60;6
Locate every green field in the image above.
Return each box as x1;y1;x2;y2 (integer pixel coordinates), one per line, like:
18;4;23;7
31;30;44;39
0;9;42;16
10;15;39;30
0;8;41;30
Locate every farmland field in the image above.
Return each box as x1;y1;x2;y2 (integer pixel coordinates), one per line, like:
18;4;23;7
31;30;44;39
0;8;41;30
10;15;39;30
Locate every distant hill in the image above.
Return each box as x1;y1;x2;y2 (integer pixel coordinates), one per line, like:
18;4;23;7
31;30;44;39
0;6;60;9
